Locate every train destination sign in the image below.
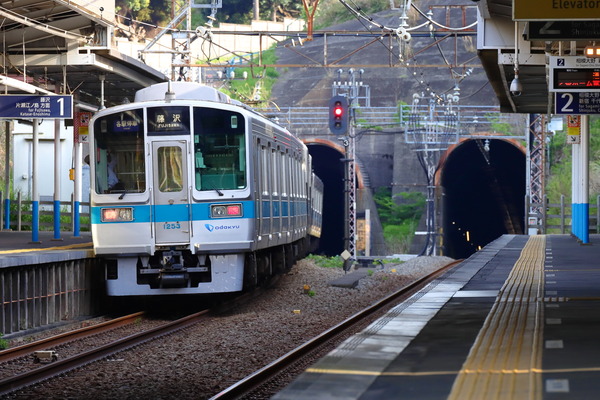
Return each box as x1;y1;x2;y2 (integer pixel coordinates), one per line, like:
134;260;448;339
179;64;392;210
0;95;73;119
514;0;600;21
549;56;600;92
555;92;600;114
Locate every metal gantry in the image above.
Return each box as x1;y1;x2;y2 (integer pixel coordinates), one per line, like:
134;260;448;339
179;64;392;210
527;114;546;233
406;92;460;255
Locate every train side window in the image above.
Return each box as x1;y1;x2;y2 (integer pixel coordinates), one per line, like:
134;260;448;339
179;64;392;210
261;145;269;196
193;107;247;191
281;152;288;198
271;149;278;196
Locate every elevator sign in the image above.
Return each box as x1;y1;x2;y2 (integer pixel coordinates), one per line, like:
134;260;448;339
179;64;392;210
514;0;600;21
0;95;73;119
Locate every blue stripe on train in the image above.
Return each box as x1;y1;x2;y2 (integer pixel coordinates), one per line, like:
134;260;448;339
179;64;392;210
91;200;309;225
91;200;256;224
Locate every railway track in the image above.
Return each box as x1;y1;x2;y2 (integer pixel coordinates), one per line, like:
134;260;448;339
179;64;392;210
211;259;463;399
0;310;210;396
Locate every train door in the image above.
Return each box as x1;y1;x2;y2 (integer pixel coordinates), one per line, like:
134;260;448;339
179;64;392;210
151;141;191;244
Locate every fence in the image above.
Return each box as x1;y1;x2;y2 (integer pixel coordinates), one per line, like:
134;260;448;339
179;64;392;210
255;105;513;135
0;191;90;233
526;194;600;234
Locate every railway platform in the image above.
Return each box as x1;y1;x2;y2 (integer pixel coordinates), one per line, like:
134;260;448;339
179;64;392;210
274;234;600;399
0;231;96;335
0;231;93;267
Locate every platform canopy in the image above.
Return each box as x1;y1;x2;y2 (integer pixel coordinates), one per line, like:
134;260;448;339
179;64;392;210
475;0;600;114
0;0;168;110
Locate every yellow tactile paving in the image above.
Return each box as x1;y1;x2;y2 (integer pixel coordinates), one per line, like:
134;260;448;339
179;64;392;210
0;242;92;254
448;235;545;400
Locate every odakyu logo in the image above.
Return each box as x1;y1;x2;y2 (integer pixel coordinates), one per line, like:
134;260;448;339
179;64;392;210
205;223;240;232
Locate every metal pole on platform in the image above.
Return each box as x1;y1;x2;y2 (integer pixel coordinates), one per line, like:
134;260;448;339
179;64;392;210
3;120;10;230
31;119;40;243
73;138;82;237
580;115;589;244
53;118;62;240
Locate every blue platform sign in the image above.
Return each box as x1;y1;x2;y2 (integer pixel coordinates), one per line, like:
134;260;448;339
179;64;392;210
555;92;600;115
0;95;73;119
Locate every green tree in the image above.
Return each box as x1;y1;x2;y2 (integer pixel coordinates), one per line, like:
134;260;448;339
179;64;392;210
374;188;425;253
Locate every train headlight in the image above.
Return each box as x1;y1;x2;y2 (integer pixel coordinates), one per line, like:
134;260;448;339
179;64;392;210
101;207;134;222
210;203;242;218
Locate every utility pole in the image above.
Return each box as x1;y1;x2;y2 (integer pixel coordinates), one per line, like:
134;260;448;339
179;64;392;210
253;0;259;20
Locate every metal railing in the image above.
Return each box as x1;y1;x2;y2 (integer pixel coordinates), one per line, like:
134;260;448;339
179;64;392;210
526;194;600;234
1;191;91;233
255;105;524;138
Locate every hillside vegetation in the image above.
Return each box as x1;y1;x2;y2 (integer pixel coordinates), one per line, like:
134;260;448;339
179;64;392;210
547;116;600;204
116;0;390;32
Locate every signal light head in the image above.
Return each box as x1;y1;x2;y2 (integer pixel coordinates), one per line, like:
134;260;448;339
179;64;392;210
334;103;343;117
328;96;349;134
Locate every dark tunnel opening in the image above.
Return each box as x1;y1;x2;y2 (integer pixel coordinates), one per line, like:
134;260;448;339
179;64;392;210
442;139;526;259
307;144;345;256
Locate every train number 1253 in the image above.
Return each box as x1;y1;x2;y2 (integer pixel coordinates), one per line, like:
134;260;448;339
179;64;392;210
163;222;181;230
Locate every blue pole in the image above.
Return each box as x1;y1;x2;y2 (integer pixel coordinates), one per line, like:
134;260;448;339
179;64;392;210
32;200;39;243
73;200;80;237
3;198;9;230
582;203;589;244
53;200;61;240
581;115;590;244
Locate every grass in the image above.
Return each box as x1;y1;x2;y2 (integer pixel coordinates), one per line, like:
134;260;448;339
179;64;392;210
0;334;8;350
305;254;344;269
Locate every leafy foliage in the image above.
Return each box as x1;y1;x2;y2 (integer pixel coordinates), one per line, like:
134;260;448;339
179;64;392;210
118;0;390;35
312;0;389;30
547;115;600;206
374;188;425;254
207;47;279;104
306;254;344;269
0;333;8;350
374;188;425;226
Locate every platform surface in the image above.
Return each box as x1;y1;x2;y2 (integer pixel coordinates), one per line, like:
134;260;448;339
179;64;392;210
0;231;93;267
275;234;600;399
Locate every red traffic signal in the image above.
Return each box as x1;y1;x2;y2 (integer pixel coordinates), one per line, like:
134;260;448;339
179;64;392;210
334;104;343;117
329;95;349;134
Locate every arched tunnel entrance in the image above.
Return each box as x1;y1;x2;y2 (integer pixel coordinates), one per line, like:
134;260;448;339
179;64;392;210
441;139;526;259
307;143;345;256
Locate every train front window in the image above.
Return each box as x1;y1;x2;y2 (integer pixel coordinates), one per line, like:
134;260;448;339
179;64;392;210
93;109;146;194
193;107;246;191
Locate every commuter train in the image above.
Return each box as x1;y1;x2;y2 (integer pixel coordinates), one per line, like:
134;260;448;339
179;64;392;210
89;82;323;296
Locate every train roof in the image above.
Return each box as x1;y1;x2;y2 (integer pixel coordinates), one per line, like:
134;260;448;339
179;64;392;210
134;82;233;104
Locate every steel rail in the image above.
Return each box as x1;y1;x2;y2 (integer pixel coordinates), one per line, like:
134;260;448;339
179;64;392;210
0;310;210;396
0;312;146;363
210;259;463;399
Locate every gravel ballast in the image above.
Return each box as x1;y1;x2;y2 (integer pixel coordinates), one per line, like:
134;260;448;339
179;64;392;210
6;256;453;399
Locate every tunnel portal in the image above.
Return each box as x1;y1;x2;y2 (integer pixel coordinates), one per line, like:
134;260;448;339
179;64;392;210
307;143;345;256
441;139;526;259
